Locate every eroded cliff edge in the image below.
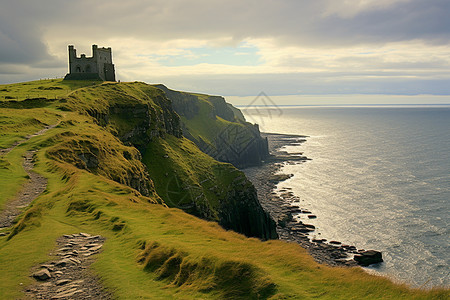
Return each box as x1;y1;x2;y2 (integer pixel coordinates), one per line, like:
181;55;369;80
60;82;276;239
154;85;269;168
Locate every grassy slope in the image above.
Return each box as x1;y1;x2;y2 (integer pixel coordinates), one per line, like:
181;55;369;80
0;79;101;101
0;80;448;299
0;108;61;148
155;87;245;150
142;135;244;218
180;103;243;149
179;94;234;143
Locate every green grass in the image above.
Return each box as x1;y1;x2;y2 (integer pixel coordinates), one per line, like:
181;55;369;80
0;146;28;212
0;79;101;101
0;80;448;299
1;158;447;298
0;108;61;148
143;135;242;218
178;94;242;146
0;107;62;210
63;81;162;113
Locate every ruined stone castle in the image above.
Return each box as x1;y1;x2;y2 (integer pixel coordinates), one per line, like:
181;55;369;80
64;44;115;81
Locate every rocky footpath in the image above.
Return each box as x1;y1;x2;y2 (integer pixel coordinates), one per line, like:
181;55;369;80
25;233;112;299
0;151;47;229
243;133;382;267
0;123;58;157
0;122;60;230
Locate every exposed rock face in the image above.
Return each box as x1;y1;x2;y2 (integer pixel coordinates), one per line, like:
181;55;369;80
54;84;182;197
155;85;270;168
196;123;269;168
47;133;157;198
219;180;278;240
208;95;236;121
153;85;200;119
61;82;277;240
86;95;182;151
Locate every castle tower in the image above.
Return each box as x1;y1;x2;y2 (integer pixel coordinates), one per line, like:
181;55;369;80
64;44;115;81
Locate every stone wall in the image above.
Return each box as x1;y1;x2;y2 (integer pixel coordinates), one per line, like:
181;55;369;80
64;45;115;81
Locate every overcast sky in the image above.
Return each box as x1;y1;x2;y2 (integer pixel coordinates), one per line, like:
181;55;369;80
1;0;450;99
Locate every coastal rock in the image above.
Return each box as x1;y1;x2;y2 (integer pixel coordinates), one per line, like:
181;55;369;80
156;84;269;168
288;207;302;213
353;250;383;266
277;213;292;228
303;224;315;229
292;227;313;233
219;184;278;240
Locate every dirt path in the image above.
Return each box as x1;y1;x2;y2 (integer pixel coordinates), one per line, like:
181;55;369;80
0;123;58;156
0;151;47;228
0;123;59;229
24;233;112;299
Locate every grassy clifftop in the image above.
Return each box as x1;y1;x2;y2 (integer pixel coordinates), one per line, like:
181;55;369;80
59;81;276;239
154;85;269;168
0;79;448;299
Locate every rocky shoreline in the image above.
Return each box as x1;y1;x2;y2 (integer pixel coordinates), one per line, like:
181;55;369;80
243;133;382;267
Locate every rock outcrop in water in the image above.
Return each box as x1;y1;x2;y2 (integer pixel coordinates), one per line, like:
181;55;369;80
353;250;383;266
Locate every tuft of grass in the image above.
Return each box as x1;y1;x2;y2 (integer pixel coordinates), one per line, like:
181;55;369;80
138;241;277;299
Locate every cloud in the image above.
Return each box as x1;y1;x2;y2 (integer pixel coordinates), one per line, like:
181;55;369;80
0;0;449;96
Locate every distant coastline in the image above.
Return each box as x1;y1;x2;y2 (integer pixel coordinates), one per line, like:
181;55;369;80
235;103;450;108
227;94;450;108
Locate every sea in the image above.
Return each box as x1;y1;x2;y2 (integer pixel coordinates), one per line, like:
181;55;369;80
242;105;450;288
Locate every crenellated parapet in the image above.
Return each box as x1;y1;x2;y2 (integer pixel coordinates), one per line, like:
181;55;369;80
64;44;115;81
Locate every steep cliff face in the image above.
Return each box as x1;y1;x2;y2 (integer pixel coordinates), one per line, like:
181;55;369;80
66;82;182;151
219;172;277;240
61;82;276;240
46;122;159;199
154;85;269;168
143;135;277;240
